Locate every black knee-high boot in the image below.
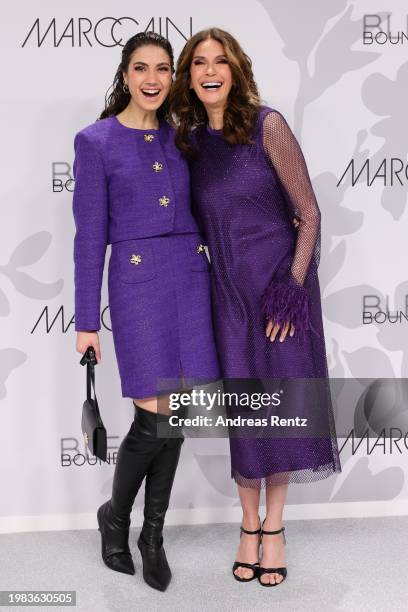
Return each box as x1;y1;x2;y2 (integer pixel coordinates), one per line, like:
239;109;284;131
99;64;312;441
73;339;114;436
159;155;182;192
96;404;165;575
138;434;184;591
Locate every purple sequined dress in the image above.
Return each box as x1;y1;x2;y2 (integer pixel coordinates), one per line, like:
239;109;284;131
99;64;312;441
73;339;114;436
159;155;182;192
189;106;341;487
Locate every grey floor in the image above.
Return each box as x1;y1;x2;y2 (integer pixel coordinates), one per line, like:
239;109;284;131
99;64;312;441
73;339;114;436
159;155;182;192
1;516;406;612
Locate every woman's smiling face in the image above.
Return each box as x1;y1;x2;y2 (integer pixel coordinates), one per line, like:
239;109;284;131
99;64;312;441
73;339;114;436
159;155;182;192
123;44;172;113
189;38;233;111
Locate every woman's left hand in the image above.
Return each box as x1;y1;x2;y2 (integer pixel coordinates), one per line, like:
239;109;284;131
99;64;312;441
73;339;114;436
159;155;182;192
266;319;295;342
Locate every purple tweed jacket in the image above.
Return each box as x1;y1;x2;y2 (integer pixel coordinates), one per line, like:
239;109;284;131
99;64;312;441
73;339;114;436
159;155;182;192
72;115;198;331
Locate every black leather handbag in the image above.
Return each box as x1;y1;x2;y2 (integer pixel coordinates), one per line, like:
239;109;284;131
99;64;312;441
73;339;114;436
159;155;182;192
80;346;107;462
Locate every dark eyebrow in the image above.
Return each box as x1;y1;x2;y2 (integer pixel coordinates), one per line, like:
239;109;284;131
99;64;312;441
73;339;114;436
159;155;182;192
132;61;171;67
192;55;227;60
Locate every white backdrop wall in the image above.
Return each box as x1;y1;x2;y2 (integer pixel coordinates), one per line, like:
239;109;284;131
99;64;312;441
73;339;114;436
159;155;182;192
1;0;408;533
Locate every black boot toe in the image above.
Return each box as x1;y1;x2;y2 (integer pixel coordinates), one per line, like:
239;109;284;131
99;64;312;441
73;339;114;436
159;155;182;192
97;501;135;575
137;534;171;591
104;551;135;575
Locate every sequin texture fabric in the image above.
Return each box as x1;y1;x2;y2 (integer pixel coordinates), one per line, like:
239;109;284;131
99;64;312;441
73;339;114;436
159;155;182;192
189;106;341;488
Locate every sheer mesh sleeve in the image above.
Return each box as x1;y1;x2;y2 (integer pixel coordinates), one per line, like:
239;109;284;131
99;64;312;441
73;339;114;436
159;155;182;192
260;110;321;340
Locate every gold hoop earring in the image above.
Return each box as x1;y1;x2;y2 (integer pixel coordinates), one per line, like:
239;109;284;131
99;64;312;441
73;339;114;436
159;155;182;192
123;83;129;94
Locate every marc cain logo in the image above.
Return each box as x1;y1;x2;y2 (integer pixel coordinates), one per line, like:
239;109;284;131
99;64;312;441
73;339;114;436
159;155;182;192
31;305;111;334
21;17;193;48
337;158;408;187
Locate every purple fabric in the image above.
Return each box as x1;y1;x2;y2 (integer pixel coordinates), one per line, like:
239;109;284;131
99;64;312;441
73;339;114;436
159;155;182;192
108;233;220;398
72;117;220;397
261;278;311;343
72;115;199;332
189;106;341;486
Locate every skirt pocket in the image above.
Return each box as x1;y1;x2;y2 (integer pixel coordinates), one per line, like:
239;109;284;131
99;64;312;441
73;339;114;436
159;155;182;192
114;239;157;284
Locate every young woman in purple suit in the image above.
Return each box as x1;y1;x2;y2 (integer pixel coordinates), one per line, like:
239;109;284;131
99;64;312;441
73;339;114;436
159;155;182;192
72;32;220;591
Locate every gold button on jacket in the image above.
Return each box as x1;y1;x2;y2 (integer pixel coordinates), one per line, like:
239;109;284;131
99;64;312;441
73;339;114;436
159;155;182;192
159;196;170;207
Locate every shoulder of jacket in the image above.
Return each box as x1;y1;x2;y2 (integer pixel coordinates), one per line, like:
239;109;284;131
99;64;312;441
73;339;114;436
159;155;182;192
74;117;113;147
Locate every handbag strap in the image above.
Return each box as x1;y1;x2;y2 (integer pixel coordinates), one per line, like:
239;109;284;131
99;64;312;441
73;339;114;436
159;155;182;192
87;360;97;403
80;347;98;403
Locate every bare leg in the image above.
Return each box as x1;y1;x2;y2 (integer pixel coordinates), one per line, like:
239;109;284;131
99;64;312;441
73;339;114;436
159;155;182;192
259;482;288;585
233;484;261;580
133;396;161;413
134;371;191;415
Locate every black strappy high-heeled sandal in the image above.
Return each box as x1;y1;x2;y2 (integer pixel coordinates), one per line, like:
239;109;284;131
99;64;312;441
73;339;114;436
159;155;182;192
232;524;262;582
258;522;287;587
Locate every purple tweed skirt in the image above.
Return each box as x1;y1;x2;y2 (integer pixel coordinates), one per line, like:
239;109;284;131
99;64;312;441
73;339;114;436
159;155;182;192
107;232;220;398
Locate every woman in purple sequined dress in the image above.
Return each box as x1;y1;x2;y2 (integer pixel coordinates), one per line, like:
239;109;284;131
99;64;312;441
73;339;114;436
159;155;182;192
171;28;341;586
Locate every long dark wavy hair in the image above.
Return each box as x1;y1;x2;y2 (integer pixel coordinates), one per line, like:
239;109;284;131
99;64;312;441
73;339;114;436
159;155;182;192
169;28;261;157
99;31;175;121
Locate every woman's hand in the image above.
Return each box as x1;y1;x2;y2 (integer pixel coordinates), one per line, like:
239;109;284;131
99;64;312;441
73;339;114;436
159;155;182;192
265;320;295;342
76;331;101;363
265;218;297;342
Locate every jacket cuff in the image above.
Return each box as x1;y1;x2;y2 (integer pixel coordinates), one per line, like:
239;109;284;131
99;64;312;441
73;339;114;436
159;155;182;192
74;319;101;332
261;278;311;342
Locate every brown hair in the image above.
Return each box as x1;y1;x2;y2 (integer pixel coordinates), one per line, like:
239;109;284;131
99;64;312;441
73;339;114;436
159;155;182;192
99;31;174;121
169;28;261;157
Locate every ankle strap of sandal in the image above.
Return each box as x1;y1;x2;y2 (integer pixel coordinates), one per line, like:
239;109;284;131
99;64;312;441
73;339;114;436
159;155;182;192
240;525;261;535
261;525;286;544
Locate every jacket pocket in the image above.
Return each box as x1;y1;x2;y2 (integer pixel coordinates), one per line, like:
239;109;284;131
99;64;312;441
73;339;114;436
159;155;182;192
116;240;156;284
